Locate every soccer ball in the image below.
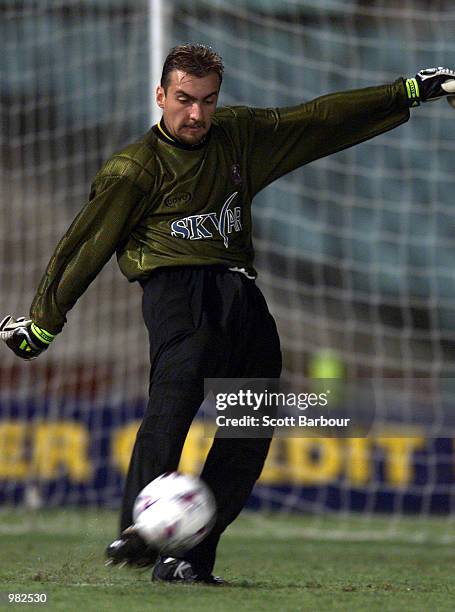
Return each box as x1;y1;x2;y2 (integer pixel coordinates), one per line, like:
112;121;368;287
132;472;216;555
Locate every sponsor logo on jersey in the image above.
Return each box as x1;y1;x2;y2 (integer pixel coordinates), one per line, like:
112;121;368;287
170;192;241;248
164;192;191;207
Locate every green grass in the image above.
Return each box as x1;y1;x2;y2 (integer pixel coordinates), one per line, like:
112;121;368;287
0;510;454;611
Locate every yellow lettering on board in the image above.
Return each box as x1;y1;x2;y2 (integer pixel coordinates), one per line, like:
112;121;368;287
258;439;288;484
375;437;425;486
179;422;213;475
345;438;371;485
0;422;28;479
111;421;140;475
32;422;91;481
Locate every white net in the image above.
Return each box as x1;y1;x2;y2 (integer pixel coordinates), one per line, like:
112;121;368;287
1;0;455;537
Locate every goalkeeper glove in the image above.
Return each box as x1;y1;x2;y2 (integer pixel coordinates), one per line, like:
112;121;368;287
0;316;55;361
405;67;455;106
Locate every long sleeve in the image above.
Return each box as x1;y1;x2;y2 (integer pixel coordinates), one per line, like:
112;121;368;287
30;176;148;334
245;78;410;195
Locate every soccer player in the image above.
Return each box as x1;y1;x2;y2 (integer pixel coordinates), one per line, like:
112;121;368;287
2;45;455;584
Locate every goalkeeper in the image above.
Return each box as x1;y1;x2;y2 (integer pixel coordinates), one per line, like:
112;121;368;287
2;45;455;584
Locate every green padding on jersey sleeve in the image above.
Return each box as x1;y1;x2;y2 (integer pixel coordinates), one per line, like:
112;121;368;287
405;78;420;106
31;322;56;344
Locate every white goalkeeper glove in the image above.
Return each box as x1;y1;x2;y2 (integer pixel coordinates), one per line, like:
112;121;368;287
0;316;55;361
405;67;455;107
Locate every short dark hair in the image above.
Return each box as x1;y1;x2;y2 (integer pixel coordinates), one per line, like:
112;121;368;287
161;44;224;91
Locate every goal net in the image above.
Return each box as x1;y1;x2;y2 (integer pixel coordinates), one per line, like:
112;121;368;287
1;0;455;540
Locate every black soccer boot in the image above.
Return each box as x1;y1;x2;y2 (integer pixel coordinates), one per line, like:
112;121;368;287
151;556;227;585
105;527;159;568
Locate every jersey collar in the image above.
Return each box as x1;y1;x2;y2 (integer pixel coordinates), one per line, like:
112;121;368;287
153;118;210;150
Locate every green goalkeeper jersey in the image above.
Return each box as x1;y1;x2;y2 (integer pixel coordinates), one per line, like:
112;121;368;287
30;79;410;334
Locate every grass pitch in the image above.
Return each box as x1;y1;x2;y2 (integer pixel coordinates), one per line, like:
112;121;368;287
0;509;454;611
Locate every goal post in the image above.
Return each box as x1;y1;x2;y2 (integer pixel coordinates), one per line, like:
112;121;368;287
149;0;168;125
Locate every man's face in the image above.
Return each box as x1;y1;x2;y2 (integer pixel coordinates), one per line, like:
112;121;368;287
156;70;220;145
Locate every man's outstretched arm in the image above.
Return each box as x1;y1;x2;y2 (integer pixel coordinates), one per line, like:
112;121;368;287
247;67;455;195
2;171;150;360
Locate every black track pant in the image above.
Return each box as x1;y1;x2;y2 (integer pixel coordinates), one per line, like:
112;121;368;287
120;266;282;576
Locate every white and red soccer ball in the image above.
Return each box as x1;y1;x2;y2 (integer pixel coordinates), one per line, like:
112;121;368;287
133;472;216;555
